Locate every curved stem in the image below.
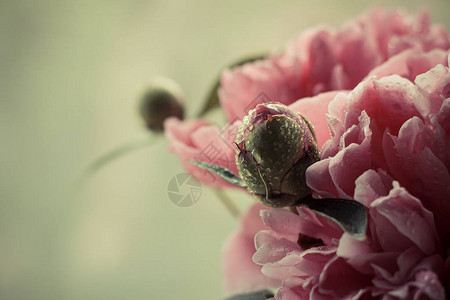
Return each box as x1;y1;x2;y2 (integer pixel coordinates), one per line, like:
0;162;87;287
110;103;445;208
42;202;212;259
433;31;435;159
80;134;160;181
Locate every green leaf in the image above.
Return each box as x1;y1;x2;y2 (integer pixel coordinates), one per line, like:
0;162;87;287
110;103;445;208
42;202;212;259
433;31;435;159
188;160;247;187
197;53;268;117
297;196;368;240
224;289;274;300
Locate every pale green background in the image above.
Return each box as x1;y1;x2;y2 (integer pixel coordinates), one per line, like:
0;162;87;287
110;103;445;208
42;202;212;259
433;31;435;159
1;1;449;299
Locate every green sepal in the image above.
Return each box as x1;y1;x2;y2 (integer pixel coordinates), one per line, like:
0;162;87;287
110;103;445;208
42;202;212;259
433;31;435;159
188;160;247;188
224;289;274;300
297;196;368;240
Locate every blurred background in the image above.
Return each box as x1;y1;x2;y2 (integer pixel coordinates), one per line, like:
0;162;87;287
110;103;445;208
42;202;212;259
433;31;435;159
1;1;449;299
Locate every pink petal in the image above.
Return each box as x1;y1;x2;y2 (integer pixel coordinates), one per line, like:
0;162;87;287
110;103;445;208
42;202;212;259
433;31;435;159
337;233;372;259
223;203;280;294
253;238;300;265
275;286;304;300
328;115;372;197
415;63;449;116
371;182;439;255
333;21;381;87
368;49;449;82
164;117;241;187
372;75;422;135
260;207;340;244
413;270;446;299
219;56;303;122
354;169;392;207
289;91;346;149
306;159;338;198
223;231;280;294
317;256;372;298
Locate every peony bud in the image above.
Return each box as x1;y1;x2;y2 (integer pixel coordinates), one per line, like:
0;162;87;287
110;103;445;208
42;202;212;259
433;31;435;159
139;77;185;131
235;103;320;207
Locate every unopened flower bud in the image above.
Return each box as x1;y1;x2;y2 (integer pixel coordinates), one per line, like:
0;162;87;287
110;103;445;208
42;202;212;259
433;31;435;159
235;102;320;207
139;77;185;131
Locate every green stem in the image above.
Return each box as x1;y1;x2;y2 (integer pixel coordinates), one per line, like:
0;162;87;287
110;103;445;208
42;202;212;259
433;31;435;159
214;189;241;219
80;134;159;182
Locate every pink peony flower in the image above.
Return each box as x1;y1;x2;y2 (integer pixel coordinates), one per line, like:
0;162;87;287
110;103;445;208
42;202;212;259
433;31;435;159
308;58;450;246
219;8;449;122
163;9;450;298
166;8;449;188
252;55;450;299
